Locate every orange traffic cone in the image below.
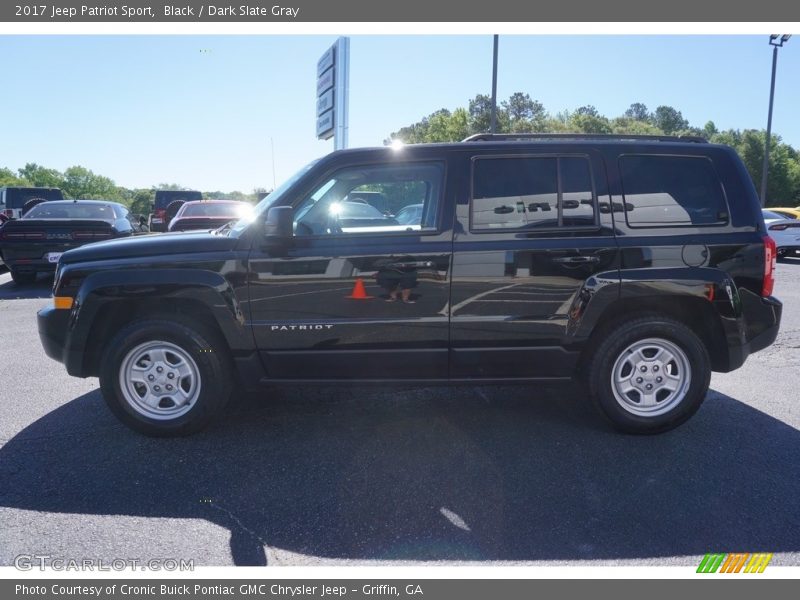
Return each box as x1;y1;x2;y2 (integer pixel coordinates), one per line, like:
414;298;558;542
346;278;374;299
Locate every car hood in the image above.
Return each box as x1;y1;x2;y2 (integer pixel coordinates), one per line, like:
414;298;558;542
60;230;239;264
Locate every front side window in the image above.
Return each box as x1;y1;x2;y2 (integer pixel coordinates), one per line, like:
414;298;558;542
620;155;728;227
294;162;443;236
471;155;597;230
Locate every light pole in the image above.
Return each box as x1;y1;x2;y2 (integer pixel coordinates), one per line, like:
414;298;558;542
760;34;791;207
490;35;499;134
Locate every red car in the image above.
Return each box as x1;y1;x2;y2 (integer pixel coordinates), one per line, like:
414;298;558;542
167;200;252;232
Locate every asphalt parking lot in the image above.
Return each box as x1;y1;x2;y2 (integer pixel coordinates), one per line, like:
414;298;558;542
1;261;799;567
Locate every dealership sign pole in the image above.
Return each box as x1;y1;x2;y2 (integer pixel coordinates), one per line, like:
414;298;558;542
316;37;349;150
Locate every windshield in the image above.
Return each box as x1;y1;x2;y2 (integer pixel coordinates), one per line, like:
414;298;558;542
182;202;252;218
229;160;319;236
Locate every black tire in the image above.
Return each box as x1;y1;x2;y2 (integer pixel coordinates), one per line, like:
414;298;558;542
99;317;233;437
586;314;711;434
21;197;46;216
10;269;36;284
165;200;186;223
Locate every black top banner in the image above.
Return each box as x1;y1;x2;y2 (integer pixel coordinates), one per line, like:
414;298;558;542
2;0;800;22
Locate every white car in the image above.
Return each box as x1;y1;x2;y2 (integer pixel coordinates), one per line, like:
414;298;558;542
763;209;800;258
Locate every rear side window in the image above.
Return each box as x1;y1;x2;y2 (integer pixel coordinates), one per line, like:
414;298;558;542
619;155;728;227
471;155;597;230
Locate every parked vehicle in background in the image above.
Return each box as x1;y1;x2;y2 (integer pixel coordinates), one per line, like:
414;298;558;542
0;214;6;268
0;200;139;284
167;200;252;232
0;187;64;220
768;207;800;220
395;203;424;226
129;214;150;234
762;209;800;259
38;134;781;437
149;190;202;232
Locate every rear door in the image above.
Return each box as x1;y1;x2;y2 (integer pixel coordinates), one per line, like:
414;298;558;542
449;147;620;379
247;155;454;381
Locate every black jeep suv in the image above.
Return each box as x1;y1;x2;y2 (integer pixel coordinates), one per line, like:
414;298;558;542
37;134;782;436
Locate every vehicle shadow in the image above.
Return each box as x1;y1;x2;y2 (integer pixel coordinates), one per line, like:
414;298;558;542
1;384;798;565
0;272;53;300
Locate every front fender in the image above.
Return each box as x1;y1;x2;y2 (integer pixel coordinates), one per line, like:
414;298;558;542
64;268;252;376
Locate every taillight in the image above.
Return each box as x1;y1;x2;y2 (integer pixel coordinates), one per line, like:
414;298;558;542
768;222;800;231
0;231;46;240
762;235;777;297
73;231;112;239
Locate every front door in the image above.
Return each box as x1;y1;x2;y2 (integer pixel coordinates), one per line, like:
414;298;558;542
247;159;453;381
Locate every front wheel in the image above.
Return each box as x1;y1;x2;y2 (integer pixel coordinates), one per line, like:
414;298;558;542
587;315;711;434
99;318;233;436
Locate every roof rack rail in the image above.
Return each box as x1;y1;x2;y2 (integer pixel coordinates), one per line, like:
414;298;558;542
461;133;708;143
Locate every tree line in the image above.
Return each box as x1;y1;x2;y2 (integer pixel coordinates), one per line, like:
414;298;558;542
0;164;267;217
387;94;800;206
3;95;799;212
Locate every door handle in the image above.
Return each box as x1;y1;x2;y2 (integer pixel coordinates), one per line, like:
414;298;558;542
552;256;601;264
386;261;434;269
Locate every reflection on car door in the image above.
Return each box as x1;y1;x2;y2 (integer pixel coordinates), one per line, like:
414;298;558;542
246;159;454;381
449;149;620;379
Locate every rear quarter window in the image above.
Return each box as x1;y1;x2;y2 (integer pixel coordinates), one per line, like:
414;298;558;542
619;155;729;227
470;154;598;230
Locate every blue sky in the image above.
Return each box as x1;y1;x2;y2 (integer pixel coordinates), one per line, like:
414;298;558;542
1;35;797;192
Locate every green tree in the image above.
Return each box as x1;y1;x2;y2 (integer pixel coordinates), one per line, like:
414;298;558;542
712;129;800;205
611;117;664;135
624;102;650;121
703;121;719;138
574;105;601;118
17;163;63;188
1;167;27;187
386;94;800;205
468;93;509;134
61;166;119;200
501;92;546;133
652;106;689;135
129;189;155;216
569;109;612;134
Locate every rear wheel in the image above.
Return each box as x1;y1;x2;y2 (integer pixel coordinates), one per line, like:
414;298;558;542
587;315;711;434
10;269;36;284
99;318;233;436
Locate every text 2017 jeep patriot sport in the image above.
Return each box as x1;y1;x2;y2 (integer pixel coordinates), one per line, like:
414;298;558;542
37;134;782;436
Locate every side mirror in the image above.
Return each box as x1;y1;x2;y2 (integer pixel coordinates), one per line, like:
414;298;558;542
139;216;147;226
150;203;155;212
264;206;293;240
